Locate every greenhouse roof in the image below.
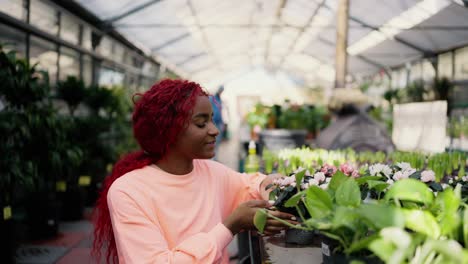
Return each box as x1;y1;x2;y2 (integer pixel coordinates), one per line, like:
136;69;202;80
75;0;468;87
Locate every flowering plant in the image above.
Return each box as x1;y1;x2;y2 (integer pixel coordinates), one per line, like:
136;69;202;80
267;168;327;217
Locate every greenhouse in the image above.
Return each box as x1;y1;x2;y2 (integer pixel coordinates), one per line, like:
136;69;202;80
1;0;468;263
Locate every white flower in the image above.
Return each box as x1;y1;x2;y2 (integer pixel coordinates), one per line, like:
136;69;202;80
314;172;326;183
441;183;449;189
309;179;319;186
401;168;416;178
320;183;329;190
325;177;332;183
369;163;384;176
462;176;468;182
421;170;436;183
369;163;393;178
382;166;393;178
396;162;411;171
386;179;394;184
449;179;454;184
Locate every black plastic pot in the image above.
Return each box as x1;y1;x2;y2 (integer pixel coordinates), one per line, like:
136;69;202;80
0;214;16;264
285;228;316;245
26;192;60;240
321;235;383;264
58;186;84;221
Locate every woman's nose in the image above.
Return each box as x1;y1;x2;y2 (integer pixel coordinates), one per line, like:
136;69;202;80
209;122;219;136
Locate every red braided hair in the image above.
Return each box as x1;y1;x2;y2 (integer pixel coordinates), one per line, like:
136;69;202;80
92;79;208;263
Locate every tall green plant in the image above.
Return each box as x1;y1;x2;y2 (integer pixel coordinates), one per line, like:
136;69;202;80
0;47;52;204
56;76;86;116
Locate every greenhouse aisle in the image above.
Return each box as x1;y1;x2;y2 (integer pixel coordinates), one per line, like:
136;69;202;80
15;137;240;264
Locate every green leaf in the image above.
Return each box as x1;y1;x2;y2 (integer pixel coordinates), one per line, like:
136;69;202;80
368;238;396;263
403;209;441;238
253;209;268;233
332;206;360;230
385;179;434;206
357;203;405;229
408;170;421;180
367;180;389;192
294;169;306;192
347;233;379;254
355;176;383;185
434;188;461;237
269;189;278;201
284;190;305;208
369;227;412;264
304;186;333;219
419;239;464;264
303;218;332;230
336;178;361;207
429;182;443;192
328;171;348;192
464;205;468;247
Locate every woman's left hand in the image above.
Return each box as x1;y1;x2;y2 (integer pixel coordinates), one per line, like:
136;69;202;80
263;210;299;235
259;174;284;200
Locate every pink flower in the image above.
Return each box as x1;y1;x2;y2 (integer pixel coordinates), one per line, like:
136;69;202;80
421;170;436;183
320;164;337;177
340;163;355;176
314;172;326;183
351;170;360;178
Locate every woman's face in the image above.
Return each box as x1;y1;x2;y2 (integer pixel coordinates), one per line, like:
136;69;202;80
171;95;219;160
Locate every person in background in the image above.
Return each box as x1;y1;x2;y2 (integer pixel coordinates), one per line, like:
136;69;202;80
92;79;297;264
209;85;225;158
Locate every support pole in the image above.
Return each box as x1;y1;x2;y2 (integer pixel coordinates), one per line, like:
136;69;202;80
334;0;349;89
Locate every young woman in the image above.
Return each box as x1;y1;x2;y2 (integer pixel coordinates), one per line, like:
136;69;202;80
92;79;297;263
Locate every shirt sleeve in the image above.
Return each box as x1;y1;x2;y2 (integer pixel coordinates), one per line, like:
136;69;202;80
222;166;267;213
107;186;233;264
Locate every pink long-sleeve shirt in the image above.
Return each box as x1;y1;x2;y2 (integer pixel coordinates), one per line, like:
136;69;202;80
107;159;266;264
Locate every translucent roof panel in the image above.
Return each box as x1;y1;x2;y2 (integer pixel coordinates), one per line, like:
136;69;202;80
74;0;468;87
396;3;468;52
360;40;422;68
350;0;420;27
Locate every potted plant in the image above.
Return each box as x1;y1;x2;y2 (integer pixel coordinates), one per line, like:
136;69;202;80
55;77;87;220
79;85;135;206
0;45;63;240
256;171;405;263
369;179;468;263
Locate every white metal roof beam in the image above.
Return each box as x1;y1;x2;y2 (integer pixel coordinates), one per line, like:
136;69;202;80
276;0;326;70
151;33;191;51
264;0;288;64
176;52;206;66
105;0;163;23
186;0;223;71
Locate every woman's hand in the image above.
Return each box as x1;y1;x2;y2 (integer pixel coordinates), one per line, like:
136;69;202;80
223;200;298;235
262;209;298;236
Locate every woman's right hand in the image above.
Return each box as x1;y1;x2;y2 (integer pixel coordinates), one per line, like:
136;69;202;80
223;200;298;235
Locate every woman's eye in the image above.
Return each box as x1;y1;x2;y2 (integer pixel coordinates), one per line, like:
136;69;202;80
196;123;206;128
